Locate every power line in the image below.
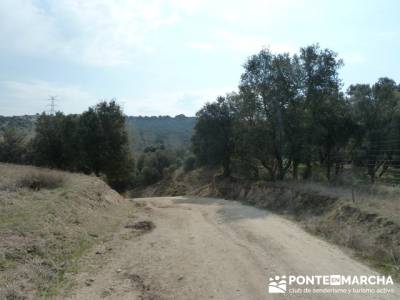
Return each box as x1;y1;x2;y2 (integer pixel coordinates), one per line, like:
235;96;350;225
47;96;57;115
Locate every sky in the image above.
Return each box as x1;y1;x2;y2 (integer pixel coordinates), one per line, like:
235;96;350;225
0;0;399;116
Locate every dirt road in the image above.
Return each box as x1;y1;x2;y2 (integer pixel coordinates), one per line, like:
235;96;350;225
67;197;399;299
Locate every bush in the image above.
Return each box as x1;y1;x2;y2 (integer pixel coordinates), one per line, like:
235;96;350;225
135;145;177;186
0;128;27;164
16;172;65;191
183;156;196;172
141;166;161;185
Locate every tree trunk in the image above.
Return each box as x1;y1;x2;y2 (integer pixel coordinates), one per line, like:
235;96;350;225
367;159;376;183
277;158;284;180
325;147;332;181
222;157;231;177
335;162;341;176
379;163;389;178
303;161;312;179
261;159;276;181
293;161;299;180
326;163;331;180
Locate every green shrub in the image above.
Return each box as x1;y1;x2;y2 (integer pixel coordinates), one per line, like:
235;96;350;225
0;128;28;164
135;144;177;186
183;156;196;172
142;166;161;185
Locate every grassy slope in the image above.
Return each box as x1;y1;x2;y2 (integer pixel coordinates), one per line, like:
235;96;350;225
0;163;136;299
132;167;400;280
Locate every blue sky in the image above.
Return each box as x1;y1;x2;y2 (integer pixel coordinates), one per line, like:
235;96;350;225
0;0;399;116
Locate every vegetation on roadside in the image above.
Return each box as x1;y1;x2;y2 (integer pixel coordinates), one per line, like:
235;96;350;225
135;144;186;186
186;44;400;279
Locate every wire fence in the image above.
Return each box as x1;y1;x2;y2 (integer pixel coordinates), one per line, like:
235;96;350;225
320;139;400;185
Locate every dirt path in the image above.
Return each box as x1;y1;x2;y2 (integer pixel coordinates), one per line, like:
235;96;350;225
66;197;399;300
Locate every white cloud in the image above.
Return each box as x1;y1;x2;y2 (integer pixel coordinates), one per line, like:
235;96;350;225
1;80;97;115
215;30;276;54
0;0;59;55
376;30;397;39
342;52;366;64
187;30;297;56
0;0;311;67
0;0;307;66
167;0;204;15
187;42;215;51
0;0;191;66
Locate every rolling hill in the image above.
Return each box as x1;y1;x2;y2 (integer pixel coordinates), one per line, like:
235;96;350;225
0;115;196;154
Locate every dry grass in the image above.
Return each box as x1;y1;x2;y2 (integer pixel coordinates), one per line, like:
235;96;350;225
0;163;136;299
130;167;218;198
250;180;400;280
289;180;400;223
16;172;65;191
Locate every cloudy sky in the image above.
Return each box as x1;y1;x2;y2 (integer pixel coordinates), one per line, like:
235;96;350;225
1;0;399;116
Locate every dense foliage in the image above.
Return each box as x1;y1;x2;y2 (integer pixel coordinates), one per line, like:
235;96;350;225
192;97;235;176
0;101;134;191
0;103;193;190
192;45;400;183
0;128;28;164
135;144;180;185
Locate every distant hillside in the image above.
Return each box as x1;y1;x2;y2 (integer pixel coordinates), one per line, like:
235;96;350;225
0;115;37;137
126;115;196;153
0;114;196;153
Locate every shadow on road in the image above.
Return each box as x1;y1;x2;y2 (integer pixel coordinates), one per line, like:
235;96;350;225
172;196;271;222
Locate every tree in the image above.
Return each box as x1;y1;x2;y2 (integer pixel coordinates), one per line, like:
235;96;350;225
31;100;135;191
238;49;301;180
348;78;400;182
32;112;68;168
315;94;354;179
183;155;196;172
135;144;175;185
0;128;27;163
299;44;345;179
59;115;80;170
31;113;81;170
192;96;235;177
285;92;308;179
78;100;134;190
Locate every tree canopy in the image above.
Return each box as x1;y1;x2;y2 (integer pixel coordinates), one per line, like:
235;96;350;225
192;45;400;183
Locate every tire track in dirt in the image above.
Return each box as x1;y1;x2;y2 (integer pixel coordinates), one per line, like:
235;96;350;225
66;197;400;300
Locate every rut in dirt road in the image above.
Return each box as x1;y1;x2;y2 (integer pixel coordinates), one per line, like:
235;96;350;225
67;197;399;300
